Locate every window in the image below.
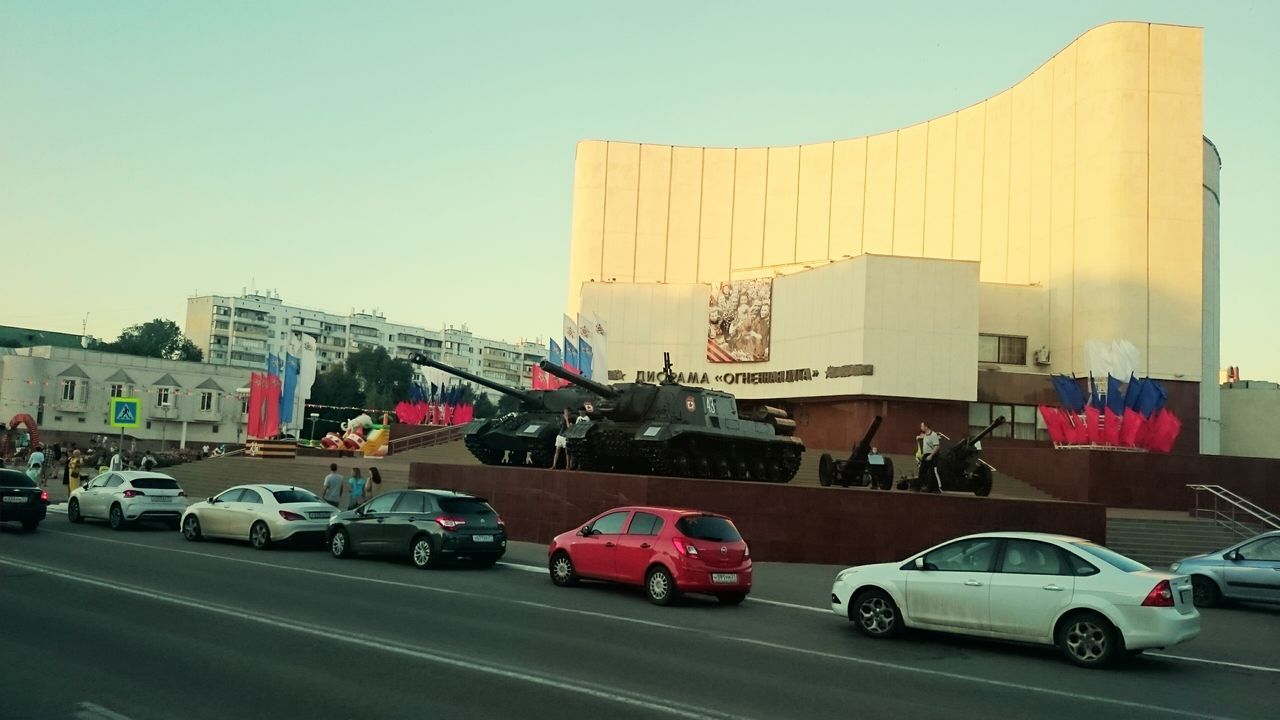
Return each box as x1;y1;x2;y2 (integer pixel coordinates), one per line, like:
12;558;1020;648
675;515;741;542
978;334;1028;365
0;469;36;488
110;383;125;398
240;396;250;414
132;477;181;490
215;489;244;503
589;511;630;535
240;489;264;504
61;379;77;401
921;538;999;572
105;475;125;488
272;489;320;504
437;497;496;516
1239;537;1280;562
968;402;1049;441
999;540;1067;575
156;388;171;407
626;512;664;536
393;492;427;514
199;391;214;412
365;494;399;514
1070;542;1148;572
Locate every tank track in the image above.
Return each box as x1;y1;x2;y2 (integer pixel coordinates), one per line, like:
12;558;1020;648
641;437;802;484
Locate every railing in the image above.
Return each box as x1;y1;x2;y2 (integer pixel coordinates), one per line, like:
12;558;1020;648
388;424;469;454
1187;484;1280;539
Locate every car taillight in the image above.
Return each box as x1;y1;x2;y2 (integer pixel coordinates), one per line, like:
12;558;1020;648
673;538;700;557
435;516;467;531
279;510;305;521
495;516;505;527
178;491;186;497
744;544;750;559
1142;579;1175;607
39;490;49;502
122;489;145;498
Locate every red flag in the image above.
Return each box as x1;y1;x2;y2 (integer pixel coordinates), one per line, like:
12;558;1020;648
1038;406;1065;444
1147;410;1182;453
247;373;263;438
263;374;283;438
1119;407;1144;446
1084;406;1101;444
1103;408;1122;446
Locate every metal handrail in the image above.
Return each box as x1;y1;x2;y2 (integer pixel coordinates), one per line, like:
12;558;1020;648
1187;484;1280;539
388;424;468;453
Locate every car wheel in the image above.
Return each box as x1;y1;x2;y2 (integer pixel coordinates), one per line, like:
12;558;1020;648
108;504;126;530
249;521;272;550
851;588;901;638
68;498;83;523
645;566;678;606
549;551;579;587
1191;575;1221;608
330;528;353;558
410;535;437;569
21;519;39;532
1056;612;1119;668
182;514;202;541
716;592;748;606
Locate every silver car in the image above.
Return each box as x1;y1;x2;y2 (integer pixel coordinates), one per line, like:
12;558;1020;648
68;471;187;530
1171;529;1280;607
181;484;335;549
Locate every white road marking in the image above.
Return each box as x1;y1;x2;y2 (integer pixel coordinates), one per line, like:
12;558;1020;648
74;701;134;720
1148;652;1280;674
0;558;745;720
497;561;545;574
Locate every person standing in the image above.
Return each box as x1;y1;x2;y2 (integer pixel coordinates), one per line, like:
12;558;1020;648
67;450;83;493
346;467;367;510
550;409;571;470
27;444;45;486
322;463;344;508
109;449;123;472
140;450;158;472
367;467;382;498
917;422;942;493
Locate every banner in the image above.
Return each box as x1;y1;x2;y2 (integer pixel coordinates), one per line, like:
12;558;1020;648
564;338;580;373
708;278;772;363
279;354;300;424
589;312;608;382
549;339;562;366
563;314;578;357
247;373;265;438
288;332;319;431
263;374;282;438
578;338;593;381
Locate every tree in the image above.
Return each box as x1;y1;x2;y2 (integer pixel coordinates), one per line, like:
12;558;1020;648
345;347;413;414
308;366;364;433
100;319;203;361
472;393;497;419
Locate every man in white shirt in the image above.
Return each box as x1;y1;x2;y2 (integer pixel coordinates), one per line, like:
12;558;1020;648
917;423;941;493
109;450;124;472
27;444;46;486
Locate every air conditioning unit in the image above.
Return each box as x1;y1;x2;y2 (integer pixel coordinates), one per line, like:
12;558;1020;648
1033;347;1052;366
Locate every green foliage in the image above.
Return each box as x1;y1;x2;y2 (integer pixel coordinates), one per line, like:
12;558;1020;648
100;319;203;361
308;366;365;433
472;393;497;419
496;394;522;416
345;347;413;412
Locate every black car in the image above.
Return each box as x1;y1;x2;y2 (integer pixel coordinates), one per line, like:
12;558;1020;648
327;489;507;569
0;468;50;531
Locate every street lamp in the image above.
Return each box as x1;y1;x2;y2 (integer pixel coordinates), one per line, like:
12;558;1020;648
309;412;320;445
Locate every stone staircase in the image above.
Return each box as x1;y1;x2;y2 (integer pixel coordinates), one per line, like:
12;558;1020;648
1105;513;1253;569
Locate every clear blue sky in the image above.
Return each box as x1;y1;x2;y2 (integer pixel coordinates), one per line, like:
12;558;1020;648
3;1;1276;379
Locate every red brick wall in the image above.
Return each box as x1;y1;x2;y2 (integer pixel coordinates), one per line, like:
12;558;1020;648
983;447;1280;512
786;398;966;455
410;463;1106;565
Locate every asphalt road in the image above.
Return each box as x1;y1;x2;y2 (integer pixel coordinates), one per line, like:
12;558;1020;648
2;518;1277;720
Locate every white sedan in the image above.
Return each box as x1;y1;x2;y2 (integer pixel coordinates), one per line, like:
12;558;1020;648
69;471;187;530
830;532;1199;668
181;484;335;549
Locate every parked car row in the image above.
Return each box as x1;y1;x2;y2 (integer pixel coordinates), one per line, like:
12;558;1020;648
17;469;1277;669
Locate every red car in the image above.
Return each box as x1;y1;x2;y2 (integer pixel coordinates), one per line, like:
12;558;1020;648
548;506;752;606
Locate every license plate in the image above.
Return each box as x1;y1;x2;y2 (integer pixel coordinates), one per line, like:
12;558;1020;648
472;535;494;543
151;497;171;503
2;496;25;504
711;573;738;584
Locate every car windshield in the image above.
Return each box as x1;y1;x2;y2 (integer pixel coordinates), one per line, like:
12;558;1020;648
273;489;320;504
0;470;37;488
131;477;180;490
438;497;495;515
1071;542;1149;572
676;515;741;542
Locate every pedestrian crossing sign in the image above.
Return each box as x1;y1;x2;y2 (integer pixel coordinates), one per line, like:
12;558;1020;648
110;397;141;428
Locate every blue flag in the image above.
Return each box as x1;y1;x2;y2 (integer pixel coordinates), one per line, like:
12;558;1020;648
1088;374;1105;410
578;339;593;380
1136;379;1167;418
1051;375;1086;413
279;355;300;423
1123;373;1143;410
429;382;438;402
549;339;563;366
564;337;579;371
1105;374;1125;417
266;353;281;378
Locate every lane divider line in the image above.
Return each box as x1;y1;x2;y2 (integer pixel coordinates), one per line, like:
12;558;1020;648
75;701;135;720
1146;652;1280;675
0;557;747;720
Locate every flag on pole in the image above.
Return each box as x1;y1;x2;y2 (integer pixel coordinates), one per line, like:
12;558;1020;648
578;338;593;380
564;339;579;373
279;355;300;424
590;312;608;381
1104;374;1124;445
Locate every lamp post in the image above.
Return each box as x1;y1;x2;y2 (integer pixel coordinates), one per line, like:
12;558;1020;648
309;412;320;445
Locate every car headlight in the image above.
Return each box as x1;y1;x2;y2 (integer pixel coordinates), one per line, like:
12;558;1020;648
1169;562;1181;572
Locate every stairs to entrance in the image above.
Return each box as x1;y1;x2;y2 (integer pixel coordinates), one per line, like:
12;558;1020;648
1105;511;1254;569
794;449;1053;501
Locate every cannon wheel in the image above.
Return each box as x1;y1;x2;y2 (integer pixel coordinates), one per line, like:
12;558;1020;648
873;458;895;490
818;453;835;487
973;465;993;497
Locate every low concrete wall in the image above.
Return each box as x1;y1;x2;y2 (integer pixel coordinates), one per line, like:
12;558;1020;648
409;463;1106;565
983;448;1280;512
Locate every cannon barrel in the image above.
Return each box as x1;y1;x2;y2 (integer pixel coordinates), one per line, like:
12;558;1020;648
951;415;1006;452
537;360;618;399
847;415;883;463
410;354;536;404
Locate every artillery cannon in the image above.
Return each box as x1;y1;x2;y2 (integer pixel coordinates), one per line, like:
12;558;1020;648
899;416;1006;496
538;354;804;483
408;354;598;467
817;416;894;490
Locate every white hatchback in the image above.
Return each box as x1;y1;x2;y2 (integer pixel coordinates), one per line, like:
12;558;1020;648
181;484;335;549
830;532;1200;668
68;471;188;530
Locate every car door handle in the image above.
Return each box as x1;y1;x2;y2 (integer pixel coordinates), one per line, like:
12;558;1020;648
1042;584;1064;592
376;518;384;524
605;542;615;548
964;580;983;587
640;543;651;549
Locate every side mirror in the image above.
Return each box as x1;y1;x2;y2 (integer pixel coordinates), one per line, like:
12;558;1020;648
580;525;591;536
207;496;216;504
914;557;926;570
1226;550;1242;562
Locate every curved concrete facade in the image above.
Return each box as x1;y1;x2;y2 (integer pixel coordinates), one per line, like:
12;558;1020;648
568;22;1209;386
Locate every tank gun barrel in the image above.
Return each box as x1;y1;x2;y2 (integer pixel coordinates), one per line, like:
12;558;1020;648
537;360;618;398
409;353;536;404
